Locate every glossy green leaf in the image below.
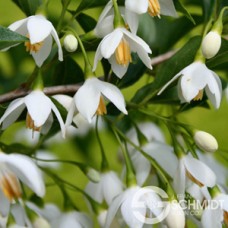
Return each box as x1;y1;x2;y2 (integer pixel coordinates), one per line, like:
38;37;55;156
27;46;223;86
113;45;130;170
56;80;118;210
76;13;97;33
202;0;215;22
174;0;195;24
0;26;28;50
132;36;202;103
12;0;42;16
75;0;109;14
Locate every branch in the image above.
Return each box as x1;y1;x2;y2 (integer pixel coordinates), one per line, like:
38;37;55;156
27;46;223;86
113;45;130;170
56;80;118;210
0;84;81;104
0;50;176;105
151;50;176;65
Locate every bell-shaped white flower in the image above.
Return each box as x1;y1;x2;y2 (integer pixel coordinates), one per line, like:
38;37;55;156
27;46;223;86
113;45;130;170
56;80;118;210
105;185;164;228
158;61;222;109
94;0;139;36
0;153;45;200
66;77;127;124
173;154;216;196
125;0;177;17
201;193;228;228
85;171;123;205
93;28;152;78
0;90;66;137
0;153;45;225
7;15;63;67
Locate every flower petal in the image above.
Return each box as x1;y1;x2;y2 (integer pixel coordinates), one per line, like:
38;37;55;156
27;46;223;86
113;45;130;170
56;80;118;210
183;155;216;188
65;100;77;127
0;190;10;217
31;34;52;67
94;15;114;38
124;9;139;34
27;15;52;44
108;55;128;78
102;172;123;205
105;193;126;228
93;41;103;72
159;0;178;17
125;0;148;14
50;102;66;138
25;91;52;127
8;18;28;35
51;28;63;62
201;207;223;228
100;29;123;59
0;153;45;197
205;72;222;109
0;98;25;129
173;159;186;196
75;78;101;123
85;181;103;204
98;79;127;114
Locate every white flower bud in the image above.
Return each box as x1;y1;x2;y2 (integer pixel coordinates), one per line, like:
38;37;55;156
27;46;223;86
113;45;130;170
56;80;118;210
201;31;221;59
97;210;107;228
165;201;185;228
194;131;218;152
63;34;78;52
33;217;50;228
86;168;101;183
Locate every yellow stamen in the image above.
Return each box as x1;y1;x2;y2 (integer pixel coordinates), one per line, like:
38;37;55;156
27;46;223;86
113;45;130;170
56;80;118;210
186;170;204;187
148;0;161;17
193;90;203;101
96;97;107;116
115;39;132;66
224;211;228;227
0;172;21;201
24;34;43;53
26;113;41;132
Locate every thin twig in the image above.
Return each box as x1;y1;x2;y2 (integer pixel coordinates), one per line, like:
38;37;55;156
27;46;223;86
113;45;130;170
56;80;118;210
151;50;177;65
0;84;81;104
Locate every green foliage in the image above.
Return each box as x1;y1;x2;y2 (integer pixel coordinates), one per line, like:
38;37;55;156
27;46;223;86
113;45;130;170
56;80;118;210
12;0;42;16
0;26;28;50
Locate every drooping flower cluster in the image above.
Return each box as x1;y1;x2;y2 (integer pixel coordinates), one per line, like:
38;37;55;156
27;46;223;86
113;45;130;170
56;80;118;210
0;1;227;228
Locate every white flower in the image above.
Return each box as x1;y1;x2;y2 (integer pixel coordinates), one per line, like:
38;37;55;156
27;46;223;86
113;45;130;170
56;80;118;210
173;154;216;196
194;131;218;152
125;0;177;18
66;77;127;124
158;61;222;109
85;171;123;205
7;15;63;67
201;193;228;228
201;31;221;59
94;1;139;36
105;186;163;228
0;153;45;226
63;34;78;52
0;90;66;137
93;28;152;78
165;200;185;228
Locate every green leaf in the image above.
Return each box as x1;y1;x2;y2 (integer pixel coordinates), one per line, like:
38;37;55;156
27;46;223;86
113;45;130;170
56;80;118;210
12;0;42;16
75;0;109;14
174;0;195;24
132;36;202;103
76;13;97;33
202;0;215;22
0;26;28;50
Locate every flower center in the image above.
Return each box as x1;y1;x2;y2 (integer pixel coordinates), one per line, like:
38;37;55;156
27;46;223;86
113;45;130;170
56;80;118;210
25;35;44;53
186;170;204;187
193;90;203;101
0;170;21;201
115;38;132;66
148;0;161;17
96;96;107;116
26;113;41;132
